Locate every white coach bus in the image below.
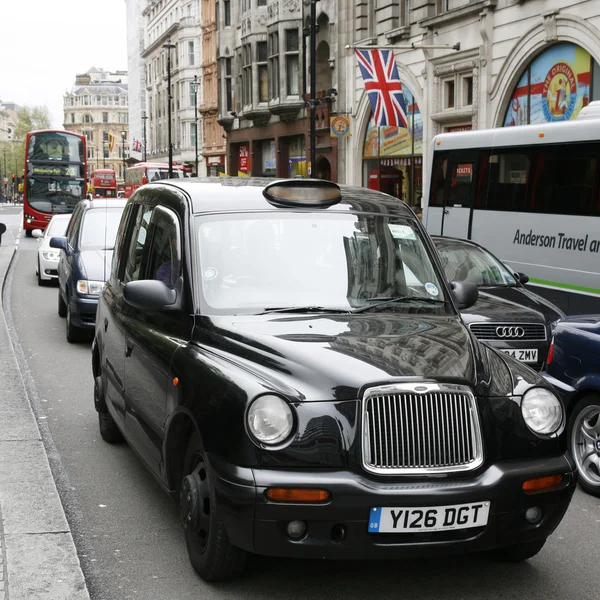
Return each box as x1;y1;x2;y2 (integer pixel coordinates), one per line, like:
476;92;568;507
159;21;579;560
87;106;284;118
422;102;600;314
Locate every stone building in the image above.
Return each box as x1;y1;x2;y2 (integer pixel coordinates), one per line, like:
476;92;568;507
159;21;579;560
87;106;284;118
63;68;130;180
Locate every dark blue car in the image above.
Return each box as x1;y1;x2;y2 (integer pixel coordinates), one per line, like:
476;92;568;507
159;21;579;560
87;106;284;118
50;197;127;343
543;315;600;497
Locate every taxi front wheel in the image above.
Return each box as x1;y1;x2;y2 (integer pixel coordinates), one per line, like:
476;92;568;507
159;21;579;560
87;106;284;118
180;432;247;581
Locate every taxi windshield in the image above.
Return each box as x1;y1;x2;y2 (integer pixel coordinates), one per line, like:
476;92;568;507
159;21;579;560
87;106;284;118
196;212;448;314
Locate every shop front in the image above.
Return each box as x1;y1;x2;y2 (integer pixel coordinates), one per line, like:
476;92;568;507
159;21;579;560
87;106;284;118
361;85;423;210
206;155;225;177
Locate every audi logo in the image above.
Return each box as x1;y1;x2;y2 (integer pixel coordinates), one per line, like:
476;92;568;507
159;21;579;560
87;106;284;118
496;326;525;338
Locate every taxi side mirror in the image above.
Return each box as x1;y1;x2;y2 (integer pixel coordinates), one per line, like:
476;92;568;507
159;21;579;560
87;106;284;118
450;280;478;310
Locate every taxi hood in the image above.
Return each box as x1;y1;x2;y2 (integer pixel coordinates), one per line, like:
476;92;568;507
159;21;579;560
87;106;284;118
192;313;520;401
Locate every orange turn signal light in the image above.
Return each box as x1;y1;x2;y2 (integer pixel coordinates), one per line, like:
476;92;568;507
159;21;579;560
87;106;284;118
538;132;545;138
522;474;563;493
266;488;331;503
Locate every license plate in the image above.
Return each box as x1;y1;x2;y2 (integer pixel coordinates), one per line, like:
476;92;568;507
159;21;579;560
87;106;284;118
499;348;538;363
368;502;490;533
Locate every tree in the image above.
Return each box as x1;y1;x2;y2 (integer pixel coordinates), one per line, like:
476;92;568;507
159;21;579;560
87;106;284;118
13;106;52;141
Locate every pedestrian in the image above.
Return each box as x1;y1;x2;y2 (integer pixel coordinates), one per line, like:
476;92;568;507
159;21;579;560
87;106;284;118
0;222;6;246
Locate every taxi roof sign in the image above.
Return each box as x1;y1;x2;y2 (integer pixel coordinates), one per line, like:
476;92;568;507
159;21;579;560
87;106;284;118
263;179;342;208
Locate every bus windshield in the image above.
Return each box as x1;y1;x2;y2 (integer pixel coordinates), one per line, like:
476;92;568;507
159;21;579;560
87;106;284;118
28;132;84;163
25;177;84;213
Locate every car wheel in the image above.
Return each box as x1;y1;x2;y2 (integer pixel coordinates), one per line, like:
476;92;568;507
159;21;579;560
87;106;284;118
180;432;247;581
58;290;67;317
95;373;124;443
25;229;33;238
66;301;85;343
485;538;547;562
568;395;600;497
37;258;45;286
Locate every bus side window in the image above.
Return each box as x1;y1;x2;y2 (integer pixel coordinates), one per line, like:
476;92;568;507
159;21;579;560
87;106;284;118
429;157;447;207
483;151;530;212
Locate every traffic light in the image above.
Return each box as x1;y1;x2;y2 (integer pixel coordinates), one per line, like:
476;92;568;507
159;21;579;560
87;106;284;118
11;174;15;181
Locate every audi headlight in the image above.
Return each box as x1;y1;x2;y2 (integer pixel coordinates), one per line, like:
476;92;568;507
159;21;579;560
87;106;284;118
77;280;104;296
42;251;59;261
521;388;563;436
247;395;294;445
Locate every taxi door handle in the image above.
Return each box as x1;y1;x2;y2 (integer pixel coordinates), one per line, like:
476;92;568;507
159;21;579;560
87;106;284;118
126;340;134;358
104;318;108;332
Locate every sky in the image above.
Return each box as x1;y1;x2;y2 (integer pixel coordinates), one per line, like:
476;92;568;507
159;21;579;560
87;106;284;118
0;0;129;128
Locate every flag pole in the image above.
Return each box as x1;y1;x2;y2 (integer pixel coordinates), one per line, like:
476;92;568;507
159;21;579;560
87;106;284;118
346;42;460;51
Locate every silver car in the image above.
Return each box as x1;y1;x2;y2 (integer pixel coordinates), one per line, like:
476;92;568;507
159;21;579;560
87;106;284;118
32;214;72;285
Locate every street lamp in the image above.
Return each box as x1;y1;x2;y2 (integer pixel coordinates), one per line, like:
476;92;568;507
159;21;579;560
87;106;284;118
191;75;201;176
2;149;6;197
121;130;127;179
308;0;318;177
141;111;148;162
163;39;176;179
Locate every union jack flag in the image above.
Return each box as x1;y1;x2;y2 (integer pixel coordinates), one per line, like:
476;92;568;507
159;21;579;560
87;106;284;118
355;49;408;128
131;138;142;152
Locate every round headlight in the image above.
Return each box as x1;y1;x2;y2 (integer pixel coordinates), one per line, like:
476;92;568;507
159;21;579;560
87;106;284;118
247;395;294;445
521;388;563;436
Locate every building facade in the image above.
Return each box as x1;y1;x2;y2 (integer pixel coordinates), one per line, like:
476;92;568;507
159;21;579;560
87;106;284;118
125;0;149;162
216;0;339;180
63;68;130;180
336;0;600;211
142;0;208;175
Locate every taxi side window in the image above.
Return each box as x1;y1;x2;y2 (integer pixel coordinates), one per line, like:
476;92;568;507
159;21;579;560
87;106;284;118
111;204;135;283
122;205;154;284
143;207;181;289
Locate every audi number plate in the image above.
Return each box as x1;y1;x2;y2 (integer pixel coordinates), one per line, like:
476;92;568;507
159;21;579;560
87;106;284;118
368;502;490;533
499;348;538;363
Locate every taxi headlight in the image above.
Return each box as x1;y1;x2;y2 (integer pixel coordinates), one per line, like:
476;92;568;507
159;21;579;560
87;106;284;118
77;280;105;296
247;395;294;445
521;388;563;436
42;251;59;261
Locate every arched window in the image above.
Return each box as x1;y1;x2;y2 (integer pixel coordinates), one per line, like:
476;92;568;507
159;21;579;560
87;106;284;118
504;43;600;126
361;84;423;208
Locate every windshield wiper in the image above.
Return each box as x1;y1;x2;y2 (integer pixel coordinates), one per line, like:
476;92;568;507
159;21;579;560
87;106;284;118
352;296;446;313
259;306;353;314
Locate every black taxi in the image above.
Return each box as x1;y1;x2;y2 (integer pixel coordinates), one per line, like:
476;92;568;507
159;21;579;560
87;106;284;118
92;177;576;581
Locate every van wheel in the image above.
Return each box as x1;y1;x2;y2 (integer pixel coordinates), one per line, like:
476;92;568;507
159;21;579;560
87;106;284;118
58;290;67;317
180;432;247;581
568;395;600;497
485;538;546;562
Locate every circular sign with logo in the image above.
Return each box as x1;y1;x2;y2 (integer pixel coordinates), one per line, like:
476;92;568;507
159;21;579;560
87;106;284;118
330;116;350;138
542;62;578;122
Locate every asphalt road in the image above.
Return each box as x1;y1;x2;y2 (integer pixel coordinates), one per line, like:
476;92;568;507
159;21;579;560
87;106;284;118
4;210;600;600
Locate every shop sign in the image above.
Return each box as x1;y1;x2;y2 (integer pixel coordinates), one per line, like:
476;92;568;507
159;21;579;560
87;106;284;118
330;116;350;138
446;125;472;133
262;141;276;170
238;144;250;174
379;125;411;156
208;155;224;166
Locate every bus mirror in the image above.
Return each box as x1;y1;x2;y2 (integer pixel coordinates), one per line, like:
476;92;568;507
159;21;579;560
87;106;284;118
450;280;478;310
49;236;69;253
516;272;529;285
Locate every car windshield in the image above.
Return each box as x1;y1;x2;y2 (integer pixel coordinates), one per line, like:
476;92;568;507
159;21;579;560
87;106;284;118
196;212;448;314
45;216;70;237
435;239;517;287
79;207;124;250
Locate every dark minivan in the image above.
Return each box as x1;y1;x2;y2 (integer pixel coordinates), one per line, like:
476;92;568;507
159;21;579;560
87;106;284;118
92;178;575;581
51;197;127;342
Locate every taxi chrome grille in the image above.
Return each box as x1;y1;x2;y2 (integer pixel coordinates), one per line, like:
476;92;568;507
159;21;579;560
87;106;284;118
468;322;546;341
362;384;483;475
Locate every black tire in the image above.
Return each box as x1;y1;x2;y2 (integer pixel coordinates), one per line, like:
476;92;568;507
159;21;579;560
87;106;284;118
485;538;547;562
66;302;85;343
37;258;44;286
181;432;247;581
25;229;33;238
568;394;600;497
98;408;125;443
58;290;67;317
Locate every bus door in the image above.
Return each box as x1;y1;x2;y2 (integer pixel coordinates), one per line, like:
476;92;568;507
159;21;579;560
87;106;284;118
441;157;478;238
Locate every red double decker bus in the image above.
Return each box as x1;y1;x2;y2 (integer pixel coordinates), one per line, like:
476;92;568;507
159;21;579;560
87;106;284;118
123;162;186;198
23;130;87;236
90;168;117;198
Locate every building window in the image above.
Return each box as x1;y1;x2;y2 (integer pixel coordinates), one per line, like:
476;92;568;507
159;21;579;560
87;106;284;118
102;95;108;106
399;0;410;26
285;29;299;96
119;113;128;124
269;32;279;101
103;112;109;123
191;122;197;148
257;0;266;5
242;44;252;105
188;41;195;66
225;58;233;112
445;80;455;109
71;113;75;124
84;114;93;124
257;41;269;103
436;0;448;14
463;76;473;106
356;1;375;40
224;0;231;25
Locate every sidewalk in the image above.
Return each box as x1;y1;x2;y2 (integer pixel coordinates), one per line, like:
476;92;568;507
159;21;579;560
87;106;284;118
0;238;90;599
